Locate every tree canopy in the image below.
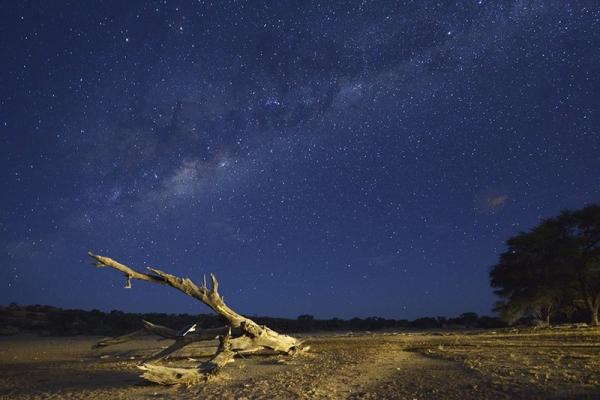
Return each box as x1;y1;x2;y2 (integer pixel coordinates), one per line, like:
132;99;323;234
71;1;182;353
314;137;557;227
491;204;600;326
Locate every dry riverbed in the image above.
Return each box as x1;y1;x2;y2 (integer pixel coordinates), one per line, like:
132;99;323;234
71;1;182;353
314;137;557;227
0;326;599;399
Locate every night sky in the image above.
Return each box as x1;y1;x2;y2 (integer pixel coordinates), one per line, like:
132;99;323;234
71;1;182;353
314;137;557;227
2;1;599;320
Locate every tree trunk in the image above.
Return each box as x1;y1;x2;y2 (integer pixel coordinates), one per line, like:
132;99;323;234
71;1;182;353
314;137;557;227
591;303;599;326
583;292;600;327
87;252;306;384
540;304;552;326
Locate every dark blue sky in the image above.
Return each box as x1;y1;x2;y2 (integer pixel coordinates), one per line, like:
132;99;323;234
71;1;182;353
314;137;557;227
2;1;599;319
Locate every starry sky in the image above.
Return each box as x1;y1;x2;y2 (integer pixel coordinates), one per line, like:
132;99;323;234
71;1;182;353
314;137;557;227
2;1;600;319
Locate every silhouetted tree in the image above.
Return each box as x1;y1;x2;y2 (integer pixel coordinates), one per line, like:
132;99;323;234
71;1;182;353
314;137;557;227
557;205;600;325
297;314;315;331
491;204;600;325
459;312;480;327
491;220;565;325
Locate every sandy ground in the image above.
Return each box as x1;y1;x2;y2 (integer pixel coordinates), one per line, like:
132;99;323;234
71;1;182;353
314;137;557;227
0;327;599;399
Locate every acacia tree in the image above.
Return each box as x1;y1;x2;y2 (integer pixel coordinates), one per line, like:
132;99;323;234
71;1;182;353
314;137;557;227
490;204;600;326
491;220;566;325
557;205;600;325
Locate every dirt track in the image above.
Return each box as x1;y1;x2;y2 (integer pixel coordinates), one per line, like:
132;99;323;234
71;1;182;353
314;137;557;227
1;329;599;399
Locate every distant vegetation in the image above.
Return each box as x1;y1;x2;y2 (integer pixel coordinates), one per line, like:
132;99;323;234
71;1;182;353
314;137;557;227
491;204;600;326
9;203;598;338
0;303;505;337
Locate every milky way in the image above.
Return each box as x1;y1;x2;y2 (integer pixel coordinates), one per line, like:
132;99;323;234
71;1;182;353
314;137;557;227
2;1;599;318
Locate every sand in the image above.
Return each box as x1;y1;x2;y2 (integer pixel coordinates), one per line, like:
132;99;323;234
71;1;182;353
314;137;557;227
1;327;599;399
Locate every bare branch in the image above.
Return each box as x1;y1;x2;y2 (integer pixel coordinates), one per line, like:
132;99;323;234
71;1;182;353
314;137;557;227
93;328;148;349
88;251;305;385
139;331;236;385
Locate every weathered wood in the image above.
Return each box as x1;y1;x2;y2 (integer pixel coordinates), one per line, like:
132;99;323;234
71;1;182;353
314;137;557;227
137;364;206;386
92;320;180;349
88;251;305;384
139;331;237;385
93;328;148;349
88;251;301;354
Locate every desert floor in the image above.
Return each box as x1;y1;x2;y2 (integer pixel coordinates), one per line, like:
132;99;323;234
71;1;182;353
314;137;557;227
1;327;599;399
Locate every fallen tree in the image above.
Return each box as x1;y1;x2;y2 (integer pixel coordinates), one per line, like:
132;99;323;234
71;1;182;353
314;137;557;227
88;251;306;385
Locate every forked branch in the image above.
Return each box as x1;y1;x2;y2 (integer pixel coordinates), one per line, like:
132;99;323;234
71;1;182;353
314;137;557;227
88;251;304;385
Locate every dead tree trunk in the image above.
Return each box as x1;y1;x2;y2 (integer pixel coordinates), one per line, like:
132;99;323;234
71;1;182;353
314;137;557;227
88;251;304;385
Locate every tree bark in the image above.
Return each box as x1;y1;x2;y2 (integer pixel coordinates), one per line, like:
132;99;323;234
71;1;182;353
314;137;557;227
87;251;305;384
138;331;237;385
